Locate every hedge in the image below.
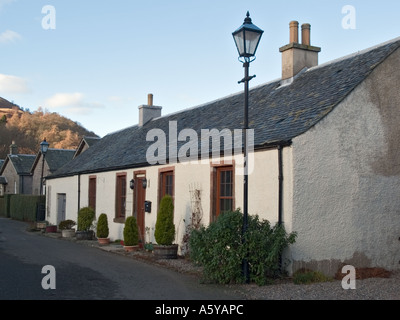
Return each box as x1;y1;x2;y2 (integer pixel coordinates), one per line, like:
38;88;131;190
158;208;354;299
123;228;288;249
9;195;45;222
0;195;13;218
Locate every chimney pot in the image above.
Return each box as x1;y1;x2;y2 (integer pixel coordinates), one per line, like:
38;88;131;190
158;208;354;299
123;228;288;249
289;21;299;43
148;93;153;106
301;23;311;46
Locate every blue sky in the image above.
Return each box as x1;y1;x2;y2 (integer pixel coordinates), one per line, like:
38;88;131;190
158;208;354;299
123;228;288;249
1;0;400;138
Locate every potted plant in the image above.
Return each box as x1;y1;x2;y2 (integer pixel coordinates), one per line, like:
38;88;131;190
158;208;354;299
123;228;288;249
45;224;58;233
58;219;76;238
123;216;139;252
96;213;110;245
153;194;178;259
76;207;95;240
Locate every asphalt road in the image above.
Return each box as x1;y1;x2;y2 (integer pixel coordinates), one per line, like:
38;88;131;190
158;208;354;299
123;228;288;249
0;218;242;301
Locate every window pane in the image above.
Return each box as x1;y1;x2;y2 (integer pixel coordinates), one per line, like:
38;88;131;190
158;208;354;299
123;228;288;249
161;171;174;199
216;167;234;218
220;199;233;213
117;175;126;218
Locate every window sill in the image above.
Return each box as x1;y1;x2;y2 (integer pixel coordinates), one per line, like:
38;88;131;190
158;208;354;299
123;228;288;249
113;217;126;224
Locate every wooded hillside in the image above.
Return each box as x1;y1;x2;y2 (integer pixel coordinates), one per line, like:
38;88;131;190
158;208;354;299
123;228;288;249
0;106;98;159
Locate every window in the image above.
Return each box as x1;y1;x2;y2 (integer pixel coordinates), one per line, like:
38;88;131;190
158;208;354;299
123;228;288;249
212;165;234;221
159;168;175;204
116;173;127;220
88;176;96;213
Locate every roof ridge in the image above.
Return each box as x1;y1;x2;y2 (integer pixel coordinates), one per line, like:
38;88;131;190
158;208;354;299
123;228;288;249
308;36;400;72
48;148;76;151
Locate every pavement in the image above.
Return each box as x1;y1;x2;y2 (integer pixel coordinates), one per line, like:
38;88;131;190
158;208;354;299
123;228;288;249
34;228;203;277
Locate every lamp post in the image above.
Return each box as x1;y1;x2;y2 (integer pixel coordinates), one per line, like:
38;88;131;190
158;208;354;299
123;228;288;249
232;11;263;283
40;139;49;195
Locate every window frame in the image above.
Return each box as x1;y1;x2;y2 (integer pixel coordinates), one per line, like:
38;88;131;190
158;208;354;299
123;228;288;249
210;162;235;222
115;172;127;222
88;175;97;213
158;166;175;208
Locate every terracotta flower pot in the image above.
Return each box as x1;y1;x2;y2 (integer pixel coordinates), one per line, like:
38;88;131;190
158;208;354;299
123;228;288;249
98;238;110;245
124;245;139;252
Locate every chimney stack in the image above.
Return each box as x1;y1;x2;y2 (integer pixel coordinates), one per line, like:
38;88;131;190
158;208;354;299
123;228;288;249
138;94;162;127
9;141;18;155
279;21;321;81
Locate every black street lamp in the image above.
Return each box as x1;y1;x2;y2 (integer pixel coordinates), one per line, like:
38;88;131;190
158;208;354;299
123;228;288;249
232;11;263;283
40;139;49;195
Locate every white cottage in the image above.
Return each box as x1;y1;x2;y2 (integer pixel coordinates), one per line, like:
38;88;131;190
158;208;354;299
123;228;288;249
46;22;400;276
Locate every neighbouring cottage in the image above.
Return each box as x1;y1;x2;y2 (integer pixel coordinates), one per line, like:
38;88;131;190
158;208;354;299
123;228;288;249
30;148;76;196
45;21;400;276
0;160;6;196
0;139;77;197
73;136;101;159
0;142;35;195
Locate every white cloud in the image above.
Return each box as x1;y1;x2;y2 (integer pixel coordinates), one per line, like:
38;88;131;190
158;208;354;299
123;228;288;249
45;92;105;114
0;30;21;44
0;74;30;94
45;93;84;108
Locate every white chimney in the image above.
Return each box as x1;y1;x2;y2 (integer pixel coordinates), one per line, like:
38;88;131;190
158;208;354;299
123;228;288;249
279;21;321;81
138;94;162;127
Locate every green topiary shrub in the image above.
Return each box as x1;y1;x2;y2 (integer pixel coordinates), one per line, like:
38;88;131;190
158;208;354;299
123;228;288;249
154;195;175;245
58;219;76;230
189;209;297;285
96;213;109;239
123;216;139;246
77;207;95;232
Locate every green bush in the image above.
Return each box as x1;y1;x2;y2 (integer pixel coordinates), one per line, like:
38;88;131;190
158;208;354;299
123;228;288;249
9;195;45;222
77;207;95;231
96;213;109;238
292;269;333;285
190;210;244;284
58;219;76;230
123;216;139;246
245;215;297;285
154;195;175;245
189;210;297;285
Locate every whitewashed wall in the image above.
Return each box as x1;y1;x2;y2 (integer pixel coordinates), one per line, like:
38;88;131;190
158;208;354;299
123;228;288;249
46;148;283;252
46;175;78;225
288;48;400;276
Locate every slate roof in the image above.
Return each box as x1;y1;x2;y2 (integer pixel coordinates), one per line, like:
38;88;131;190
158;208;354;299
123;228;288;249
84;136;101;147
48;37;400;179
74;136;101;158
8;155;36;175
44;149;76;173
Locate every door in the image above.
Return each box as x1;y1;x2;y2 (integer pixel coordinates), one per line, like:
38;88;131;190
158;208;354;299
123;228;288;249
134;174;146;245
57;193;66;224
